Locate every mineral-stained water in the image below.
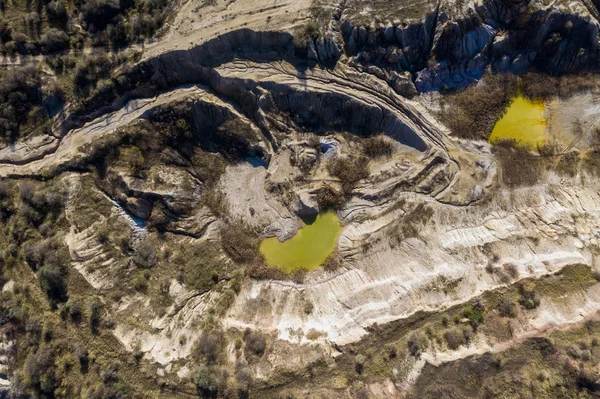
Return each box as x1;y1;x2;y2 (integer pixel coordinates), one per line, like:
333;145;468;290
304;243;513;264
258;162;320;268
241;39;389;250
489;95;546;150
259;210;343;273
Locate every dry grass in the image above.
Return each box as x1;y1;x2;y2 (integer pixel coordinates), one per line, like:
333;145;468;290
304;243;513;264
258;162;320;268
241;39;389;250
492;139;543;187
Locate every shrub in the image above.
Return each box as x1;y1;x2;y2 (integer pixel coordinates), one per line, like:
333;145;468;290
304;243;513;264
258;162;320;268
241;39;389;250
504;263;519;279
220;222;259;264
133;240;156;268
235;364;251;397
234;337;243;350
96;229;109;244
38;263;68;306
89;298;102;333
179;334;187;346
47;0;67;21
244;330;266;358
498;297;517;318
322;253;342;271
407;332;427;358
24;348;57;394
39;29;69;53
462;304;484;324
518;284;541;310
65;298;82;322
443;329;464;350
199;331;223;364
303;300;314;315
0;65;44;142
386;344;397;359
354;354;366;374
181;243;229;292
132;272;148;292
75;346;89;373
193;365;218;398
492;140;542;187
520;71;600;101
439;72;518;140
122;146;145;175
315;185;345;209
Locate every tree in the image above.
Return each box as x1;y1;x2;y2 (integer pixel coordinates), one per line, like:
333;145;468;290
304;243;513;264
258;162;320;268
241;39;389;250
40;28;69;53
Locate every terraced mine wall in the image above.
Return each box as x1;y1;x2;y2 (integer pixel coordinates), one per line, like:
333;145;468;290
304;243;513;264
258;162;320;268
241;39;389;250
59;0;600;141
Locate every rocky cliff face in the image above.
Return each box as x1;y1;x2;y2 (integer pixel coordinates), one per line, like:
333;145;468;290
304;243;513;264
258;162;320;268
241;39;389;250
342;0;600;92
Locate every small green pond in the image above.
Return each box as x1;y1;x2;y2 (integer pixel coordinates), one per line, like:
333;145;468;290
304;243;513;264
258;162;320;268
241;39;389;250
488;95;546;149
259;210;343;273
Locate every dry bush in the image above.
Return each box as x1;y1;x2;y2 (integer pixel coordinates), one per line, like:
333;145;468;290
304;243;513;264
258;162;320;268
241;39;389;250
244;329;267;358
498;297;517;318
408;332;428;358
504;263;519;279
443;329;464;350
132;240;156;269
520;71;600;101
323;253;342;272
327;156;369;193
363;136;394;158
198;331;224;364
315;185;345;210
391;203;434;243
247;263;287;281
439;72;518;140
553;151;580;177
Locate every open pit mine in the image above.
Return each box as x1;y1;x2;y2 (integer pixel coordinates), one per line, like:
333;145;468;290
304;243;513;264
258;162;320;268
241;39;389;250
3;0;600;397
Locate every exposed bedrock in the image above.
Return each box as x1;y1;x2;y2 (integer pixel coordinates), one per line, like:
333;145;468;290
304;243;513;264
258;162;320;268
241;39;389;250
342;0;600;92
224;180;600;346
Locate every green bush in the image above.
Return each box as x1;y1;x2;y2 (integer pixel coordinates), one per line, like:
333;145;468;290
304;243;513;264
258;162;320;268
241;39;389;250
132;272;148;292
180;243;229;292
89;298;102;334
518;285;541;310
193;366;218;398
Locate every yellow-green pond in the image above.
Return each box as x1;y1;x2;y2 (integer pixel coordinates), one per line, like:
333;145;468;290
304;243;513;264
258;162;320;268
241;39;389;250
259;210;343;273
488;95;546;149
